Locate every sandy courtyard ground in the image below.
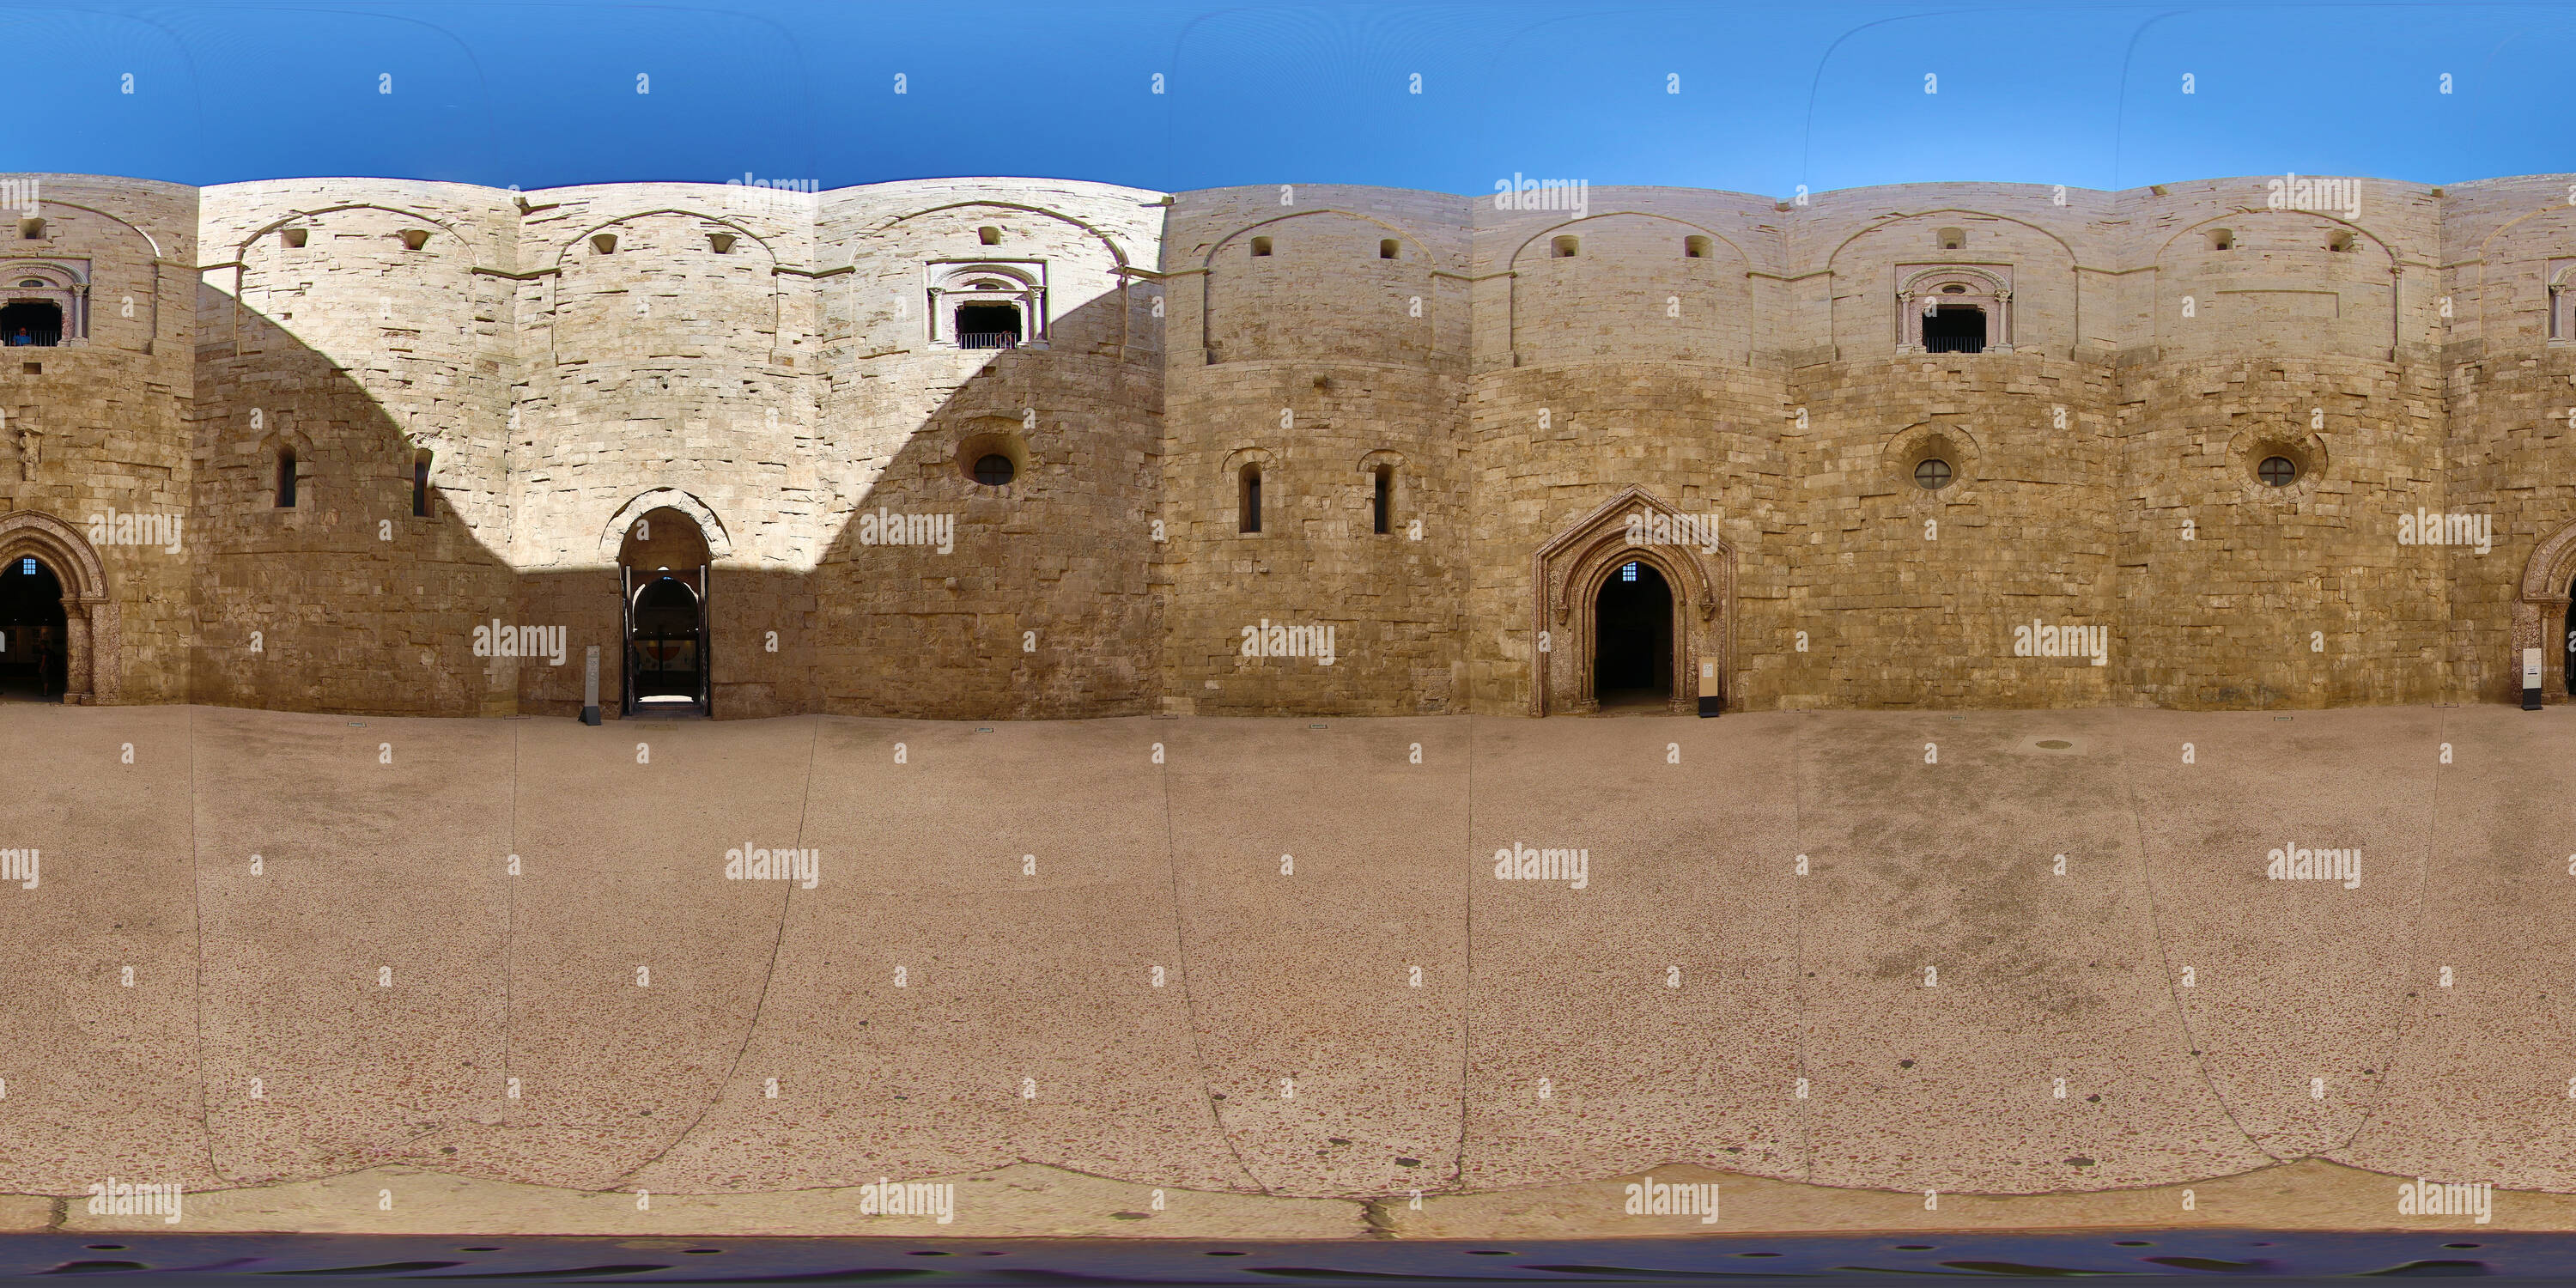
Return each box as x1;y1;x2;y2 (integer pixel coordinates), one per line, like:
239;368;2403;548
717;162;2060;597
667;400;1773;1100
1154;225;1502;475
1;702;2568;1236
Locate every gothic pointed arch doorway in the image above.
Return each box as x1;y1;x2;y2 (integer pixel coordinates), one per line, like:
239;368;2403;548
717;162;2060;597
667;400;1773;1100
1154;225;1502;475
1531;487;1731;716
0;510;117;704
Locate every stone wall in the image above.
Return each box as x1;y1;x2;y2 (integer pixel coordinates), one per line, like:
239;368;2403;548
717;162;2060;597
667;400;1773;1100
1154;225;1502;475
0;174;197;705
11;169;2576;717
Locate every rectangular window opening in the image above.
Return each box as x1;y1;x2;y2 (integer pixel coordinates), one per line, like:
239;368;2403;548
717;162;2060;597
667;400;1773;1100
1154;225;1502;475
956;301;1022;349
1921;304;1987;354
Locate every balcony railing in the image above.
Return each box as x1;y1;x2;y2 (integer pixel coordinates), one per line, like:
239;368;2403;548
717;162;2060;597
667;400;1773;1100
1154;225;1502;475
1922;334;1984;354
958;331;1021;350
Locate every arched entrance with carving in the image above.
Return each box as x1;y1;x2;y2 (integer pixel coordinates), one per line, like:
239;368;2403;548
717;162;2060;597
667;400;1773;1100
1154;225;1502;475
0;509;118;703
1531;486;1732;716
2515;515;2576;702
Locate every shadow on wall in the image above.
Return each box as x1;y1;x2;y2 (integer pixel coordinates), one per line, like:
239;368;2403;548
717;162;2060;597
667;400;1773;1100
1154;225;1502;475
189;280;1160;720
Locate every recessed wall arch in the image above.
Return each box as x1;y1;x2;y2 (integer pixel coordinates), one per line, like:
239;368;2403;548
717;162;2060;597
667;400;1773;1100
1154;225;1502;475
2466;204;2576;346
551;208;781;270
600;488;735;562
1203;210;1442;364
1202;209;1439;272
18;198;169;351
1506;211;1754;366
0;508;118;703
1503;210;1752;273
1824;208;2081;276
2151;210;2400;358
2148;209;2399;268
876;200;1134;271
546;209;783;365
1822;208;2078;359
237;202;471;258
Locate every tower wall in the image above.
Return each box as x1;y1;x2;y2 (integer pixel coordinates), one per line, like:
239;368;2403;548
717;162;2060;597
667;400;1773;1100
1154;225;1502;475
0;175;197;704
8;169;2563;718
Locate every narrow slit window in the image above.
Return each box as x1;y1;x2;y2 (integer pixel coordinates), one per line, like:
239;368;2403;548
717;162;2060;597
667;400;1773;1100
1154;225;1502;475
276;448;297;508
1240;464;1263;534
1371;465;1392;535
412;452;432;517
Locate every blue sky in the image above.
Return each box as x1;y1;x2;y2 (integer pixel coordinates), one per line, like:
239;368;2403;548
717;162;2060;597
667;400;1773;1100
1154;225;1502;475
9;1;2573;197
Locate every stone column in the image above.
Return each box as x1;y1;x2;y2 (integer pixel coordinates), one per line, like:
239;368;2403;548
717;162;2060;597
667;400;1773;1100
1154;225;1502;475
62;602;90;703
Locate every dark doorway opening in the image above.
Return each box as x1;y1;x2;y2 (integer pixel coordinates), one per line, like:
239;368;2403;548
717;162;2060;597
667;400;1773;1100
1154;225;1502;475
0;555;67;701
1594;560;1673;710
955;302;1022;349
618;506;713;718
0;300;62;348
628;574;704;708
1921;304;1986;354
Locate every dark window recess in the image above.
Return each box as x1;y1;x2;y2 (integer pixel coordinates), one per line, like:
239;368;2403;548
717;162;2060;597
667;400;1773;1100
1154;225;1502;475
973;453;1015;486
412;455;432;517
0;300;62;347
276;450;297;508
2259;455;2298;487
1921;305;1985;354
956;302;1021;349
1371;466;1392;534
1240;466;1262;534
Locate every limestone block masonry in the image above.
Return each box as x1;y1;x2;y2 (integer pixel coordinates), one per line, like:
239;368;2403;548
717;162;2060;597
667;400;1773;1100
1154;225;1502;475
4;170;2574;717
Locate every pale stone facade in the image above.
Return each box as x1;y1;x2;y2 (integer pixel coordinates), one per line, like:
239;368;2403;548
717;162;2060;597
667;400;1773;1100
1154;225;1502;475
4;170;2574;716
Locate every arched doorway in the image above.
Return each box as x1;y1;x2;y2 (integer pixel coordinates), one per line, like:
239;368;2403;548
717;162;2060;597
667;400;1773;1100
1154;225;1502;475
1530;487;1732;717
0;510;116;703
0;554;67;700
617;507;711;717
1593;559;1673;709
